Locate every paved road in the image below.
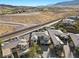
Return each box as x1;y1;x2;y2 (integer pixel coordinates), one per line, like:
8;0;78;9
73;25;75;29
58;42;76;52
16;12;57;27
63;43;74;58
0;19;61;41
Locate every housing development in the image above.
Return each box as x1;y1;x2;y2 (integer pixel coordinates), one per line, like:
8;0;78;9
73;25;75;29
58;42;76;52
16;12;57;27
0;0;79;58
0;15;79;58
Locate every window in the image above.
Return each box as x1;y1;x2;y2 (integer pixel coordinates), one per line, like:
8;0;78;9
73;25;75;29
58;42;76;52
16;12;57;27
34;40;36;42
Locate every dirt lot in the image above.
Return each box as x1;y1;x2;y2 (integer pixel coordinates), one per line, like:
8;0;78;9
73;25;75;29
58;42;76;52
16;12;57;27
0;11;78;35
0;11;65;24
0;24;14;35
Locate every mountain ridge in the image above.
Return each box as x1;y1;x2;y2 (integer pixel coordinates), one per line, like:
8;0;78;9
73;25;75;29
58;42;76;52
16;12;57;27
54;0;79;6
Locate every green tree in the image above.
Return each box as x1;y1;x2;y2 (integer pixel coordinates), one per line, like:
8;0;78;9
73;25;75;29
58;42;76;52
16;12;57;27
74;21;79;33
0;40;3;58
76;47;79;55
27;43;43;58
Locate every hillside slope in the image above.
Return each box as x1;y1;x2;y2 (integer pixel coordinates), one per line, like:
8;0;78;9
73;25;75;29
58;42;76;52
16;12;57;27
54;0;79;6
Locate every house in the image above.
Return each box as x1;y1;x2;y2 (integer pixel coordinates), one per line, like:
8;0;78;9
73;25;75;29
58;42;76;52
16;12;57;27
1;35;30;58
69;33;79;48
78;16;79;19
47;29;63;36
31;31;51;45
18;39;29;50
2;47;13;58
62;19;75;25
47;28;68;39
68;16;79;20
47;29;64;46
1;38;19;58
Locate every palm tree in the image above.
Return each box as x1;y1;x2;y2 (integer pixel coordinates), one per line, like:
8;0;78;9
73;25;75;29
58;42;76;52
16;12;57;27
0;40;3;58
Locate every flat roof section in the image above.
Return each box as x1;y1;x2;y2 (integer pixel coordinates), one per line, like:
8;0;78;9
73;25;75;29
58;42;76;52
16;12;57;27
70;33;79;47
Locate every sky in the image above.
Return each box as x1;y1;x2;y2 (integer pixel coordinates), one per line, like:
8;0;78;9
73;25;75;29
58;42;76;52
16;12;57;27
0;0;73;6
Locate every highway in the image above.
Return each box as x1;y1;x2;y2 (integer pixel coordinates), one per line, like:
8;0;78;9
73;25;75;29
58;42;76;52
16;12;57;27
0;19;61;41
